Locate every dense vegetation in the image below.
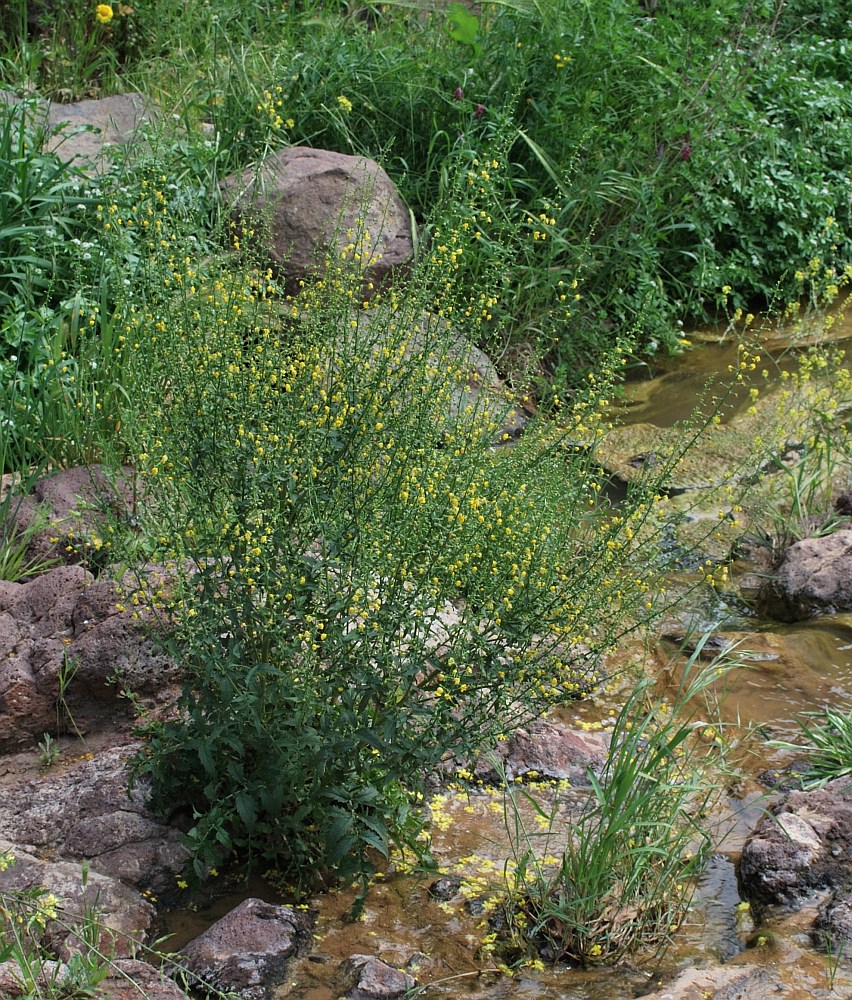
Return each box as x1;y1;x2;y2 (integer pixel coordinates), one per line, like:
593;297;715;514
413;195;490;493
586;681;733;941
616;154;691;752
0;0;850;987
2;0;850;416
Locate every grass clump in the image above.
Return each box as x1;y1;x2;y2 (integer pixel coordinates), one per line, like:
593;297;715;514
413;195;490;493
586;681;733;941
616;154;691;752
497;638;738;966
770;709;852;788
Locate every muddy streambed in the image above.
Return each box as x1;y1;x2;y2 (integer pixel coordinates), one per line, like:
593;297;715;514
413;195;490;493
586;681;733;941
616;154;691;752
161;318;852;999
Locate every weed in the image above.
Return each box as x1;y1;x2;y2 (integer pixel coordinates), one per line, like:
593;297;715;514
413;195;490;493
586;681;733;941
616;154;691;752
769;708;852;787
0;481;58;582
113;152;715;891
57;653;83;741
36;734;60;770
497;635;740;966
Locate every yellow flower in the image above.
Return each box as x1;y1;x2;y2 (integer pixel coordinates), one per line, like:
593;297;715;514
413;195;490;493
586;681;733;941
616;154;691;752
337;95;353;113
96;4;114;23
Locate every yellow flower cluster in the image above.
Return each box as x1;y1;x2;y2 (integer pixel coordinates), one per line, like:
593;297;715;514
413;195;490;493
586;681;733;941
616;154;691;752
256;86;295;132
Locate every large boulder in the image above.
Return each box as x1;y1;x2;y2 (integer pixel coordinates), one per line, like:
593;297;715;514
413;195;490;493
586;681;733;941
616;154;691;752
758;529;852;622
353;309;527;444
181;897;313;999
46;93;156;169
0;842;155;957
739;779;852;912
0;745;189;897
0;565;179;748
219;147;413;289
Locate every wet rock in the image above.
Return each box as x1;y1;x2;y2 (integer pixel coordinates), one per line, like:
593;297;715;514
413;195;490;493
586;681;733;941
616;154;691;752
0;564;179;748
758;529;852;622
0;745;189;897
739;779;852;912
45;93;157;170
484;719;609;785
96;959;190;1000
835;491;852;517
636;963;789;999
220;147;413;290
0;842;155;957
428;876;462;901
813;892;852;948
338;955;416;1000
181;897;312;999
756;759;810;792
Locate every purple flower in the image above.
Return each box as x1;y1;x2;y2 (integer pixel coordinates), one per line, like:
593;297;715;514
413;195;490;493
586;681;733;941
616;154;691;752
475;103;485;118
680;143;692;161
454;87;463;100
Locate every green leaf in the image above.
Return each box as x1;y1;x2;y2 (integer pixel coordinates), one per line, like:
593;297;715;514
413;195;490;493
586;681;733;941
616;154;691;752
447;3;482;56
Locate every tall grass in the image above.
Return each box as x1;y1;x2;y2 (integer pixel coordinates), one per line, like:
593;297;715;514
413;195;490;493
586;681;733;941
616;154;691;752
1;1;848;378
499;636;740;965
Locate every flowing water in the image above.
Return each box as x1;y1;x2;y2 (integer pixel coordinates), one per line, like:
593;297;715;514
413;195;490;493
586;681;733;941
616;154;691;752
163;311;852;998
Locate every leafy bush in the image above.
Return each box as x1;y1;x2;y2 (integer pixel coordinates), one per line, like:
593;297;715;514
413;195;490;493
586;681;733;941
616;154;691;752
114;160;694;890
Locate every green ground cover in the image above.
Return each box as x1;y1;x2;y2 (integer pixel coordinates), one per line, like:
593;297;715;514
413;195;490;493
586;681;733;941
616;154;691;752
0;0;851;991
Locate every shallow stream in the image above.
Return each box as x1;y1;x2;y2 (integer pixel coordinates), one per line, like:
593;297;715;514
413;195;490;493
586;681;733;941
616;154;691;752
164;314;852;999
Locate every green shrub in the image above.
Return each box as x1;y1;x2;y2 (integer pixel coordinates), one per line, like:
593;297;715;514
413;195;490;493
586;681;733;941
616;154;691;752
113;158;698;891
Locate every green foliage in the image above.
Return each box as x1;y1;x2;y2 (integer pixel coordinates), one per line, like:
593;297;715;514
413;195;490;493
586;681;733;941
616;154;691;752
115;168;685;888
2;2;850;375
0;100;108;470
499;637;738;965
688;39;852;312
770;708;852;787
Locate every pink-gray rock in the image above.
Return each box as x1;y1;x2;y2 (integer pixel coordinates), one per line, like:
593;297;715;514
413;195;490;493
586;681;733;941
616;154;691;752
759;529;852;622
0;745;189;897
0;564;179;748
354;309;527;445
0;959;71;997
219;147;413;289
739;779;852;912
339;955;416;1000
46;93;156;169
636;964;789;999
95;959;190;1000
6;465;136;573
181;897;312;998
481;719;609;785
0;842;155;957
